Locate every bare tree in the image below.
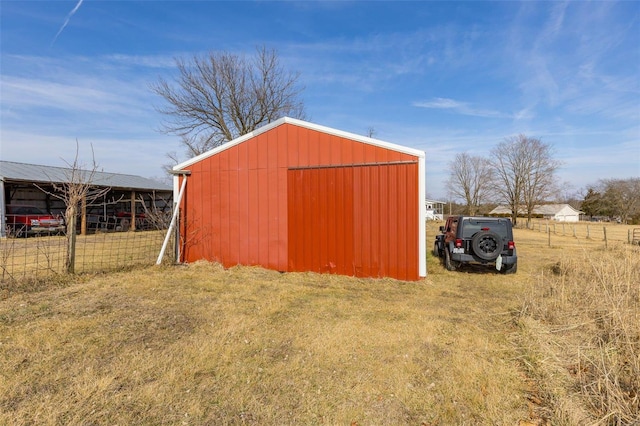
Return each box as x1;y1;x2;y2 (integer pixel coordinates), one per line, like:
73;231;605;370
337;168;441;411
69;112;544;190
491;135;561;226
366;126;377;138
37;143;109;273
152;46;306;157
520;138;561;225
161;150;181;178
445;152;493;215
138;194;172;230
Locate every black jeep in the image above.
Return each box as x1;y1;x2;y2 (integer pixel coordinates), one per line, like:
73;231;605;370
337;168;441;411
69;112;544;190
433;216;517;274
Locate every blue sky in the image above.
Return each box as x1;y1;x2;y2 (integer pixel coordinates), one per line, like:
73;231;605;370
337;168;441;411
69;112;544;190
1;1;638;200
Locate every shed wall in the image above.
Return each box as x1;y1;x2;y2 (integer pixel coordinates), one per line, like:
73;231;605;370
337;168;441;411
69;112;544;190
287;162;419;280
179;122;421;279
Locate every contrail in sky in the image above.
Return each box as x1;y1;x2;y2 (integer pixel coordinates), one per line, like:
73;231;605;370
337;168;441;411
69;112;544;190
51;0;84;46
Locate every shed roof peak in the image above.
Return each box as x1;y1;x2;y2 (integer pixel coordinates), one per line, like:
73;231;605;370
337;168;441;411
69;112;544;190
173;117;424;171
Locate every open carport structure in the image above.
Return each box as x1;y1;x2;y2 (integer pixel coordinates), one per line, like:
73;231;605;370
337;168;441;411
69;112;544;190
1;160;172;238
172;117;426;281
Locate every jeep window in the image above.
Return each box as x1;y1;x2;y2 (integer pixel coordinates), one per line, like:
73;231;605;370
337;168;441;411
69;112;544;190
460;219;509;239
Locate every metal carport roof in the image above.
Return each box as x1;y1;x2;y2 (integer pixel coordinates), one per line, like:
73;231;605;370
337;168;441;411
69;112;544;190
0;160;170;191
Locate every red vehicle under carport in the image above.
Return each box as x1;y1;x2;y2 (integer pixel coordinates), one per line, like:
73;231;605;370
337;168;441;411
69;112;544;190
4;205;66;237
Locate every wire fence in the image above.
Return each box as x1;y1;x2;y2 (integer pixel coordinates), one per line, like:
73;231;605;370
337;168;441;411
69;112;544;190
516;219;640;247
0;228;174;283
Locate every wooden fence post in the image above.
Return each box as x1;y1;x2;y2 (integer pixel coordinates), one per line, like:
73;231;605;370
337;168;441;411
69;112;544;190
603;226;608;249
548;227;551;248
81;196;87;235
67;211;76;274
130;190;136;231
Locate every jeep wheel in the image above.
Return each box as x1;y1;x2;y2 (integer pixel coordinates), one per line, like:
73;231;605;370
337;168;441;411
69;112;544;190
471;231;501;261
444;249;458;271
433;242;441;258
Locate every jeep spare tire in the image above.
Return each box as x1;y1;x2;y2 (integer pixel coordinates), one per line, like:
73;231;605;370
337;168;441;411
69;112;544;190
471;231;501;261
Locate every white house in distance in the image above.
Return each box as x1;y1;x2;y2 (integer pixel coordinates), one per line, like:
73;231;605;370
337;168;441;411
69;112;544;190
489;204;583;222
426;199;445;220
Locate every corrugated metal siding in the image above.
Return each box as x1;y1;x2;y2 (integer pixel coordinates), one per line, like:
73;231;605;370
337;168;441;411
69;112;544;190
287;163;419;280
180;122;421;279
287;166;353;276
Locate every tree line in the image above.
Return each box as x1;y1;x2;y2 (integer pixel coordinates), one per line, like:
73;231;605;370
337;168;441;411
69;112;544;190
581;178;640;224
446;135;562;226
446;138;639;225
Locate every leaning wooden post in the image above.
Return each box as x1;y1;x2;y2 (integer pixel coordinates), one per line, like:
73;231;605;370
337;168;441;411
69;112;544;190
586;224;590;239
548;226;551;248
603;226;608;249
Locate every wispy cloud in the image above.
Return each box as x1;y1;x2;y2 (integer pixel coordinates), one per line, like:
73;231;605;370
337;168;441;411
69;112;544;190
0;54;163;151
51;0;84;46
540;1;568;43
2;75;150;116
508;1;638;122
0;53;170;114
104;54;177;69
285;25;486;93
413;97;528;120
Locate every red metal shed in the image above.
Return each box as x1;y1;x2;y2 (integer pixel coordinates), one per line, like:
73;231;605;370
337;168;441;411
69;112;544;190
172;117;426;280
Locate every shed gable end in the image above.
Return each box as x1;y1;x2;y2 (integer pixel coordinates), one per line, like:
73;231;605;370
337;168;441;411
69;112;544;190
177;119;426;280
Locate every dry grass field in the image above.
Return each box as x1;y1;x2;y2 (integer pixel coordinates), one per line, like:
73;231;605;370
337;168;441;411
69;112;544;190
0;222;638;425
513;228;639;425
523;219;639;247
